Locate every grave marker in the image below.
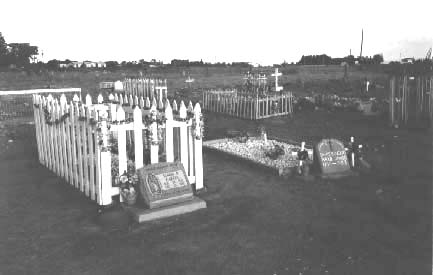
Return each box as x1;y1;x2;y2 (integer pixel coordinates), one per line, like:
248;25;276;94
137;162;194;209
271;68;283;92
315;138;353;178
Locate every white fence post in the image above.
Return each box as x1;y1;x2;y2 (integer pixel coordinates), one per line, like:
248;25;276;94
179;101;189;174
150;104;159;164
133;106;144;169
193;103;203;190
165;100;174;163
117;106;128;175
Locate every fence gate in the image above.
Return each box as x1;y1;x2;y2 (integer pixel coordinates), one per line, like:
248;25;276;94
0;88;81;121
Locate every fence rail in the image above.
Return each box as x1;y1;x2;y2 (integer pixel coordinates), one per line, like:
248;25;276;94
33;92;203;205
203;90;293;120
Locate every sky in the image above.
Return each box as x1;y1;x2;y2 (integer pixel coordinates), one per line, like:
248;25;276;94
1;0;432;65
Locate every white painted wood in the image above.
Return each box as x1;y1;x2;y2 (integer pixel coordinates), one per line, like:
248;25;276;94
193;103;203;189
88;108;96;200
81;105;90;196
32;95;43;163
99;150;112;205
145;97;151;109
116;106;128;176
149;104;159;164
179;101;189;174
75;103;84;192
60;101;68;180
47;101;55;172
65;103;74;186
133;106;144;169
165;100;174;162
70;102;79;188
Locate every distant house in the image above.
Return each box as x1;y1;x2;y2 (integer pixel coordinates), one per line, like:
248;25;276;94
96;61;106;68
69;61;106;68
59;61;73;68
401;57;415;64
72;61;83;68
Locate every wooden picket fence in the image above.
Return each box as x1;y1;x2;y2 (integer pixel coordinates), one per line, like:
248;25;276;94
32;92;204;206
123;78;168;102
202;90;293;120
389;75;433;127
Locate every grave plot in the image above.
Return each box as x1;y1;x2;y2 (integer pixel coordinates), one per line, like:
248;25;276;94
204;136;313;176
32;92;204;206
202;68;293;120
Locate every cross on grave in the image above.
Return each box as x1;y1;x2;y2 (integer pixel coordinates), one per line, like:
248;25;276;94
271;68;283;92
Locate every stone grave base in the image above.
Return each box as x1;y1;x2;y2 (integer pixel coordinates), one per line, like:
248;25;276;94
125;197;207;223
317;169;359;180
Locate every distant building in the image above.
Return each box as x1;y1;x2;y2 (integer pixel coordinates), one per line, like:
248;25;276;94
70;61;106;68
401;57;415;64
96;61;106;68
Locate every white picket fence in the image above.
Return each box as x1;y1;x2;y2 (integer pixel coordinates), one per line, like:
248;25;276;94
32;93;203;206
123;78;168;102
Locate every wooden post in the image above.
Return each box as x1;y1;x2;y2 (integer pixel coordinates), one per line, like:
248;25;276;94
165;100;174;163
193;103;203;189
117;106;127;176
81;104;89;196
133;106;144;169
150;104;159;164
179;101;189;173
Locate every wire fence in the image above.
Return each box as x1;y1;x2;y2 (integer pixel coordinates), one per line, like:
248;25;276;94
0;88;81;121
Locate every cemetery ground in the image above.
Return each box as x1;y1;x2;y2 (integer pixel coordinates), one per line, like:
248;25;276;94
1;108;431;274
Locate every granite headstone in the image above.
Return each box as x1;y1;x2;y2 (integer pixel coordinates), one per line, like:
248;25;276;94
137;162;194;209
315;138;351;177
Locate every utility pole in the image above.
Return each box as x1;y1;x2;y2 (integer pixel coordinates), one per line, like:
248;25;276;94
359;29;364;58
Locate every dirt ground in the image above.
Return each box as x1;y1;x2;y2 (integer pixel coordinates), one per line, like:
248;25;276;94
1;109;431;275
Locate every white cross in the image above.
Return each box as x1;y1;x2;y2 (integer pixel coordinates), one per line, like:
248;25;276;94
271;68;283;92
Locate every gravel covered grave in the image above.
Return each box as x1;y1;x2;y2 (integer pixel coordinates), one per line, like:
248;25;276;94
204;137;313;172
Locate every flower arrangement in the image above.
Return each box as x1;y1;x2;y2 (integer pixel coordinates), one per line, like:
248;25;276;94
112;157;139;205
118;170;138;205
264;144;285;160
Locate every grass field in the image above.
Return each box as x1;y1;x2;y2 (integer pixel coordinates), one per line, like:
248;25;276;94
0;65;389;99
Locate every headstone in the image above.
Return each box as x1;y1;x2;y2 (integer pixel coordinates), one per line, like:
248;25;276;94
315;138;352;178
137;162;194;209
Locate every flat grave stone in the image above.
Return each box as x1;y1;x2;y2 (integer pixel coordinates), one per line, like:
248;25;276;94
137;162;194;209
315;138;355;179
126;162;206;223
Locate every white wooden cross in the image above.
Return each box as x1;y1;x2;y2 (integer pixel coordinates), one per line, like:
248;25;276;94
271;68;283;92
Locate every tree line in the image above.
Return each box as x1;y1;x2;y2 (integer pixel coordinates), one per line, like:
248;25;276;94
0;32;38;68
297;54;384;65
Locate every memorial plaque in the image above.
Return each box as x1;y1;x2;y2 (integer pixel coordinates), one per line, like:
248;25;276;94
315;138;351;176
137;162;194;209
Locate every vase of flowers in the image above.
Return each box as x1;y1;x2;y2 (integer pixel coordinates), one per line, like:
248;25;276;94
117;170;138;206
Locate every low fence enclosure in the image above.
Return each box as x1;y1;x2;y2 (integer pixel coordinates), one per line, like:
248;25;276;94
123;78;168;102
33;93;204;205
202;90;293;120
389;75;433;127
